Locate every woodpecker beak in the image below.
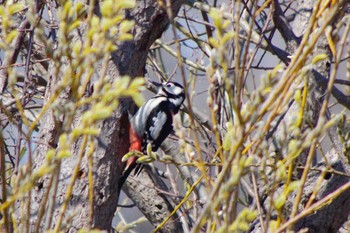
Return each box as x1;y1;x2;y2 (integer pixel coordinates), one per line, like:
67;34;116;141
150;81;163;91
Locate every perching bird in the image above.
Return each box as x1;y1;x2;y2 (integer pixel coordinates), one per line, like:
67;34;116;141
119;81;185;186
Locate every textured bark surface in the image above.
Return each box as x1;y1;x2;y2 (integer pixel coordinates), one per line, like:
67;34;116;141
123;167;183;233
293;152;350;233
13;0;183;232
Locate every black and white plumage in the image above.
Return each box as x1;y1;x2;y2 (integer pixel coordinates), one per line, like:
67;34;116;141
119;81;186;186
131;81;186;153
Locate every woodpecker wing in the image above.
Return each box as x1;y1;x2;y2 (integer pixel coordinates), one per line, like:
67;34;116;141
132;100;173;175
143;102;173;153
131;95;167;139
120;81;185;189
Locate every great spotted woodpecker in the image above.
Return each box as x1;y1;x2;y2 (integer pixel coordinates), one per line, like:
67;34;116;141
120;81;185;185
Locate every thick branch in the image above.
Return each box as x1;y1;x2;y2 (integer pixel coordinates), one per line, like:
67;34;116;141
123;168;183;233
272;0;300;51
294;152;350;233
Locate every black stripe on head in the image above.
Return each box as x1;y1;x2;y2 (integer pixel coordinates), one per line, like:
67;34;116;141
161;82;185;99
161;88;183;99
172;82;184;88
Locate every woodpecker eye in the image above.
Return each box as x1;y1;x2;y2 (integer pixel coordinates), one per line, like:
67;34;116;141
166;83;172;88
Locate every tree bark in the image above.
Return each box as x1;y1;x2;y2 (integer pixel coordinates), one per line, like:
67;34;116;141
123;167;184;233
14;0;183;232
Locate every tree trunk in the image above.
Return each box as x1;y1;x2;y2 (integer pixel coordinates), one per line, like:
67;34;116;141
14;0;183;232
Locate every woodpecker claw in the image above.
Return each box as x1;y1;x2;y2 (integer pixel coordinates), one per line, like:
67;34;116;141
149;80;163;88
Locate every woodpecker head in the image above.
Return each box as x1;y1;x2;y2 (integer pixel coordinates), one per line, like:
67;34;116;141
153;81;185;111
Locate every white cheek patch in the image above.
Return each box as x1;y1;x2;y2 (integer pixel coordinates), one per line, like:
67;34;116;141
171;86;183;95
149;111;167;139
169;96;184;107
163;84;184;96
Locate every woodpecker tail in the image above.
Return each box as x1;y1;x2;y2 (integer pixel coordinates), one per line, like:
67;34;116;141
119;126;142;187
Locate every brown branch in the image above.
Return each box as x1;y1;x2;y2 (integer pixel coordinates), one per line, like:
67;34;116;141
314;70;350;110
293;157;350;233
122;169;183;233
272;0;300;46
